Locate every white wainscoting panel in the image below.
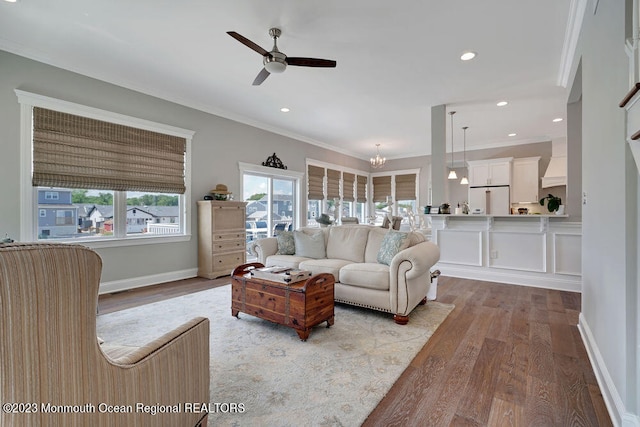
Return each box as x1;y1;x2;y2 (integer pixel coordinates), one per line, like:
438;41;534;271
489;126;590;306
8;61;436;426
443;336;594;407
436;229;483;266
488;231;546;272
553;233;582;275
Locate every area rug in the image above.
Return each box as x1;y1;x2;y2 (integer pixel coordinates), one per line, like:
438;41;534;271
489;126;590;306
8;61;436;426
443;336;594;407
96;285;454;426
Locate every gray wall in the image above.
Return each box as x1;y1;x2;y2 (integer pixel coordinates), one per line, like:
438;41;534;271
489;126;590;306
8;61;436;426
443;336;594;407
0;50;369;283
572;0;638;422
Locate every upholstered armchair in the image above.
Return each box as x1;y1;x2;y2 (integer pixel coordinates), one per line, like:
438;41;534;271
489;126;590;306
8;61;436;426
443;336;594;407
0;243;210;427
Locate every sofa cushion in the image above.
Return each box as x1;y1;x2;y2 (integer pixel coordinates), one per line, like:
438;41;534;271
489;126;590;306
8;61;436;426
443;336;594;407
299;258;353;282
266;255;311;269
377;230;410;265
364;227;388;263
326;226;370;263
276;231;295;255
294;230;326;259
339;262;390;291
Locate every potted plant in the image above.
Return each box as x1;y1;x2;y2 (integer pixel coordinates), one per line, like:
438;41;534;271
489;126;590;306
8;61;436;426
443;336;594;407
539;194;562;213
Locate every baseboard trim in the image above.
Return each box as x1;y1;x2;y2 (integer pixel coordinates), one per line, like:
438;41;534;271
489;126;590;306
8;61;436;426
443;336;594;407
99;268;199;295
435;263;582;292
578;313;640;427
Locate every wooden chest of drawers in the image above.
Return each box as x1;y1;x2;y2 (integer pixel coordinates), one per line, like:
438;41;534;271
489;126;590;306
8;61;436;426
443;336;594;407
197;200;247;279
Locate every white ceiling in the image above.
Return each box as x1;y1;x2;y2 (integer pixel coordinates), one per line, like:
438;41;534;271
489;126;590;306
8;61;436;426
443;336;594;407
0;0;574;161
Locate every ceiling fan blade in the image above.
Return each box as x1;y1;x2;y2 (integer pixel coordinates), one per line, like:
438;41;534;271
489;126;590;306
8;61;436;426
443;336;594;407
252;68;270;86
286;57;336;68
227;31;269;56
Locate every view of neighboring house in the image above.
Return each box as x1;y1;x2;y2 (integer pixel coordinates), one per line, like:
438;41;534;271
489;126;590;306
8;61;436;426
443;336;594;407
244;194;294;239
37;189;180;238
37;189;78;239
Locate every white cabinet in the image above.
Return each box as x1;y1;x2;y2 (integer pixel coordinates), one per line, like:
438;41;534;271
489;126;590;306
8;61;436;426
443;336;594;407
511;157;540;203
467;158;513;186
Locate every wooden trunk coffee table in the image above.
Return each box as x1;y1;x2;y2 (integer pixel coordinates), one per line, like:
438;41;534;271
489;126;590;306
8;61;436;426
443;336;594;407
231;263;335;341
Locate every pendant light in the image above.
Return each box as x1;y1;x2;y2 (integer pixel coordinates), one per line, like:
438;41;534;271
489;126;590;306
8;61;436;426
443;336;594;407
447;111;457;179
460;126;469;185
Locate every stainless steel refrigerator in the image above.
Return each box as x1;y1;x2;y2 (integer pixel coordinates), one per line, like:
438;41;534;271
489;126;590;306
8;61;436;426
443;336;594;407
468;185;510;215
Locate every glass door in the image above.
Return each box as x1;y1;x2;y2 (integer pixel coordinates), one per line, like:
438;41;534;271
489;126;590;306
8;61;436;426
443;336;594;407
243;173;297;245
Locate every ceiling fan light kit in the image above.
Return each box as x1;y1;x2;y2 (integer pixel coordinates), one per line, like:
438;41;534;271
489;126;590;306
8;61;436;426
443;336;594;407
227;27;336;85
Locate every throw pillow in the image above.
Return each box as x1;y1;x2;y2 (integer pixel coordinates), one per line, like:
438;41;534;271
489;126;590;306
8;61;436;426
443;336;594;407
294;230;326;259
377;230;410;265
276;231;295;255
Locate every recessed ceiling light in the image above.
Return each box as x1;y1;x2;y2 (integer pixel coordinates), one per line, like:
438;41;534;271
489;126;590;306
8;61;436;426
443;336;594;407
496;101;508;107
4;0;17;3
280;107;290;113
552;117;563;122
460;51;476;61
508;133;517;137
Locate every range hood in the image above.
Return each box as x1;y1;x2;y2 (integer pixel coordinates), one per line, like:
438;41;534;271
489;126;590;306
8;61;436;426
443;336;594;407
541;139;567;188
541;155;567;188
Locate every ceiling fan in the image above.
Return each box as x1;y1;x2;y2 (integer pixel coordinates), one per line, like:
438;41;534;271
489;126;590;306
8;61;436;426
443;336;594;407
227;28;337;85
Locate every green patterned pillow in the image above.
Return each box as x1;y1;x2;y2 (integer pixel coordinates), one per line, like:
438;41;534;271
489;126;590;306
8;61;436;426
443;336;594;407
276;231;295;255
376;230;410;265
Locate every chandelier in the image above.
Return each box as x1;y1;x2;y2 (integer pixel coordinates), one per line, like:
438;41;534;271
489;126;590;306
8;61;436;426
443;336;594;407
370;144;386;168
448;111;458;179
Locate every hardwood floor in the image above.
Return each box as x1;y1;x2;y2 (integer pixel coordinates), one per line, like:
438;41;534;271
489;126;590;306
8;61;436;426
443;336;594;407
97;275;612;426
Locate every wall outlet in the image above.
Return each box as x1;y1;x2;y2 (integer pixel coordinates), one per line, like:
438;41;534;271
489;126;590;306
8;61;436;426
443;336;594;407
490;250;498;259
583;192;587;205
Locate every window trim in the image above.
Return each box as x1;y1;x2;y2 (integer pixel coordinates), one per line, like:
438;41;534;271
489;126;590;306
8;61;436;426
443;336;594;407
16;90;195;248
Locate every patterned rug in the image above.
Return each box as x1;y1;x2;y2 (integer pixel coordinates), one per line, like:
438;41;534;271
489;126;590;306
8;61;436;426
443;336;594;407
97;285;454;426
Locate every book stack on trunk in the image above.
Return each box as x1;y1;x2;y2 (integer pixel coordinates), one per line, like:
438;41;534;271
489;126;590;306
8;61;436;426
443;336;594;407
250;266;312;284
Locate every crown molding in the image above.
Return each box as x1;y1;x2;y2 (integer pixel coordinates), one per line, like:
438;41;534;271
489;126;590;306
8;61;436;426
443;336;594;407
557;0;588;88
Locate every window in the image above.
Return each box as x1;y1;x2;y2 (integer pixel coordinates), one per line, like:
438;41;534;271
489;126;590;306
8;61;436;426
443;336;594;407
55;210;73;226
371;169;419;229
17;90;194;246
239;162;303;252
306;160;369;226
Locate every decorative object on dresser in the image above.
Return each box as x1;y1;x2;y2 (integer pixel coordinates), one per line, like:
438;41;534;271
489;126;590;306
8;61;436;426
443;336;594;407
197;200;247;279
209;183;232;200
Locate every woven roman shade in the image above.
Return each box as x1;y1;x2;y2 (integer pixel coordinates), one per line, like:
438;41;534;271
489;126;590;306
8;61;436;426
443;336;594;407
326;169;341;199
32;107;186;194
372;175;392;203
342;172;355;202
395;173;417;200
307;165;325;200
356;175;367;203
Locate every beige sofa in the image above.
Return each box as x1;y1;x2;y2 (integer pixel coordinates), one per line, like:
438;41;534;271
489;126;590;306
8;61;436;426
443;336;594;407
250;225;440;324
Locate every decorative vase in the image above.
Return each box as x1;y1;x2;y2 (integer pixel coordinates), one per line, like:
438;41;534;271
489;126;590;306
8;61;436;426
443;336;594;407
555;205;565;215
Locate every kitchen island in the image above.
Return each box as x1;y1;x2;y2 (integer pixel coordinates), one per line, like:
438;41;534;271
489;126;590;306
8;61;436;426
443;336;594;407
426;214;581;292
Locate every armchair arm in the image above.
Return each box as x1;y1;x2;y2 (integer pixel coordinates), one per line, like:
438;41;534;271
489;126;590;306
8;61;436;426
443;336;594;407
104;317;209;365
96;316;210;427
250;237;278;264
389;241;440;316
